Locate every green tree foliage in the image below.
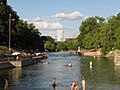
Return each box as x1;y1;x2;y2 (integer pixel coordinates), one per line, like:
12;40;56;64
0;1;45;51
77;13;120;54
65;38;77;50
0;1;19;45
44;41;56;52
42;36;56;52
13;20;43;51
78;16;105;50
56;42;67;51
115;27;120;49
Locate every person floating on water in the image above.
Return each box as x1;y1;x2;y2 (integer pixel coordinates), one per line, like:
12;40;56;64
66;62;72;67
52;77;56;88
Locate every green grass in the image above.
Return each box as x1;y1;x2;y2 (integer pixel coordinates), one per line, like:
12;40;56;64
0;46;15;55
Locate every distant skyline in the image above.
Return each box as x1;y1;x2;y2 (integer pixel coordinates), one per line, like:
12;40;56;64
8;0;120;39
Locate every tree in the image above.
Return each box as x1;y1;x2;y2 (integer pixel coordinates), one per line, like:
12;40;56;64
56;42;67;51
78;16;105;50
44;41;55;52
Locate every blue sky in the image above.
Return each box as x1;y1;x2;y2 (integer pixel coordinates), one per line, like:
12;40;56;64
8;0;120;39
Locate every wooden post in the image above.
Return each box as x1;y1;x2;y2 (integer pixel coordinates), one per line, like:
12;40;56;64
8;14;11;51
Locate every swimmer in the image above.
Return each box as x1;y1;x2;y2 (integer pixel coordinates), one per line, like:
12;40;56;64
66;62;72;67
70;81;79;90
82;78;86;90
4;79;8;90
52;77;56;87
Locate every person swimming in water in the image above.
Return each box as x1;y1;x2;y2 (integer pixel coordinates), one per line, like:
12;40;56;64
66;62;72;67
52;77;56;88
70;81;80;90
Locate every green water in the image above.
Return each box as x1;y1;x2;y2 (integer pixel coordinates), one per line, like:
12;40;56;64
81;56;120;90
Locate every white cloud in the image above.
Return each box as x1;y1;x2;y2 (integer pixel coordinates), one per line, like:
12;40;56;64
53;11;83;20
28;20;63;30
34;17;42;21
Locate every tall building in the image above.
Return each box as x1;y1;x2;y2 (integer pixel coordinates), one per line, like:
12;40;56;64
57;29;64;41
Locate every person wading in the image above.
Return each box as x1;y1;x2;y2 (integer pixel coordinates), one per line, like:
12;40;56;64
52;77;56;90
70;81;80;90
82;78;86;90
4;79;8;90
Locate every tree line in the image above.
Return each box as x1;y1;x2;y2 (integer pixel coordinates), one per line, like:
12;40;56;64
0;0;78;52
77;13;120;54
45;12;120;54
0;0;47;52
1;0;120;53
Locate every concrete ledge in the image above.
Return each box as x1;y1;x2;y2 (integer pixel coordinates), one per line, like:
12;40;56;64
0;58;41;69
9;61;22;67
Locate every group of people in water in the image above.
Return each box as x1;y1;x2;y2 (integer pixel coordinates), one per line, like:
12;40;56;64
4;62;86;90
52;77;86;90
52;62;86;90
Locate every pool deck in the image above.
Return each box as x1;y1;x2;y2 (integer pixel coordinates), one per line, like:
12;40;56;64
0;53;48;69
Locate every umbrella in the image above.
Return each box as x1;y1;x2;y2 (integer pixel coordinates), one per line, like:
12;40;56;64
12;52;20;55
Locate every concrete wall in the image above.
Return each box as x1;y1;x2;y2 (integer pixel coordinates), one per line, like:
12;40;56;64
0;55;45;69
22;58;36;66
0;61;19;69
10;61;22;67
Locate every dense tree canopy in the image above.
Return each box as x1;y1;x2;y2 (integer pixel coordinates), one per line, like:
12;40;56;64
1;0;120;53
77;12;120;54
0;0;44;51
38;12;120;53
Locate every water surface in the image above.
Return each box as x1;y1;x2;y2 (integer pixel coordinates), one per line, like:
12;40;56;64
0;52;120;90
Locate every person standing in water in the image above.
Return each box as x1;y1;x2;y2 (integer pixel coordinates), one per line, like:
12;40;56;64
4;79;8;90
52;77;56;90
70;81;80;90
82;77;86;90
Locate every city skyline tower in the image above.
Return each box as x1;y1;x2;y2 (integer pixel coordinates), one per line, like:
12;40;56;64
56;29;64;41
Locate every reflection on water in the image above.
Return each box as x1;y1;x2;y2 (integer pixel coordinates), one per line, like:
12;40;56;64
10;68;22;80
0;67;22;90
114;65;120;84
81;57;120;90
0;52;120;90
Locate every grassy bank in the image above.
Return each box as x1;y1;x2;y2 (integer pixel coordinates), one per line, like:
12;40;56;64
0;46;16;55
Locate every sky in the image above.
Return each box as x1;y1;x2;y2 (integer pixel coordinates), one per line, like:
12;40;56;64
7;0;120;39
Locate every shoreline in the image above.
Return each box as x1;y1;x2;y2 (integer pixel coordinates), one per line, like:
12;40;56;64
79;49;120;59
